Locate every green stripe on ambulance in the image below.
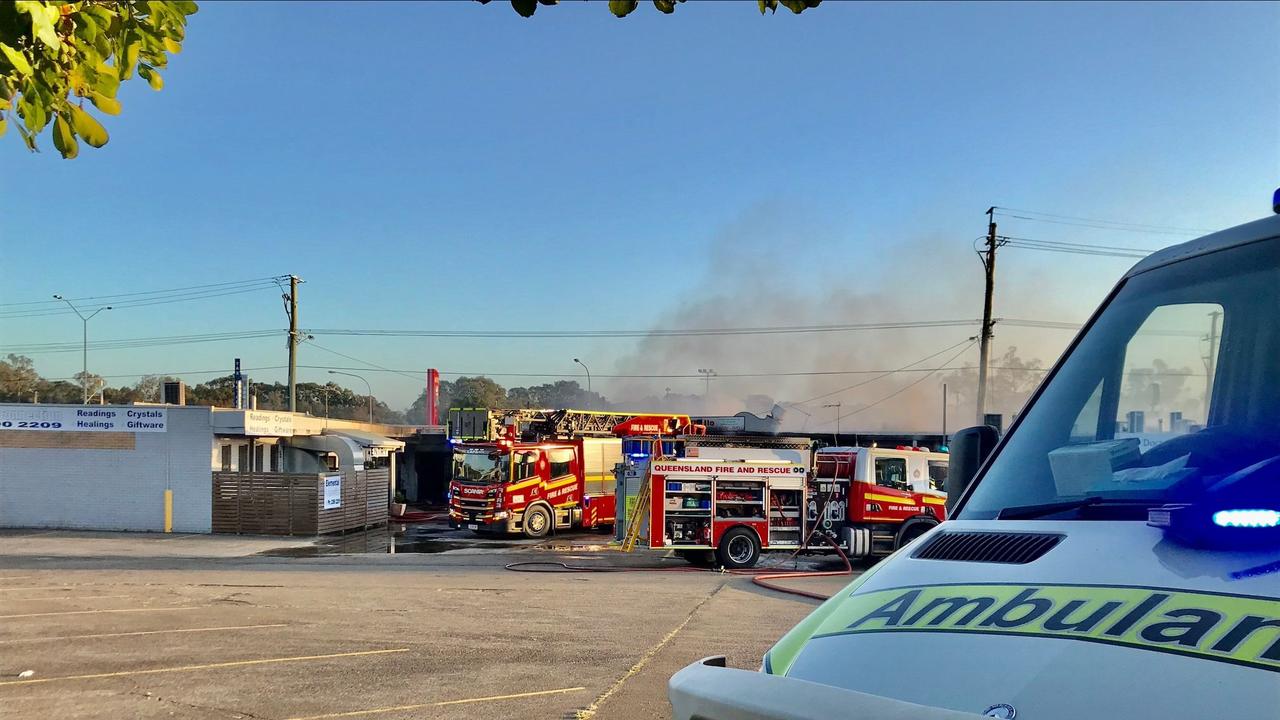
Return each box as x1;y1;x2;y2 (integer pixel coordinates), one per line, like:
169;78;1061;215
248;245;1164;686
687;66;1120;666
771;583;1280;675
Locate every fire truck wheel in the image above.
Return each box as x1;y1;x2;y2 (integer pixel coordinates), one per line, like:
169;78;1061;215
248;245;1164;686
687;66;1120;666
522;504;552;539
716;528;761;569
677;550;715;567
896;521;935;549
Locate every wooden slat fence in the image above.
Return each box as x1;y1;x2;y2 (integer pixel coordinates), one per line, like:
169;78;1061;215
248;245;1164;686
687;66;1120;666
213;470;389;536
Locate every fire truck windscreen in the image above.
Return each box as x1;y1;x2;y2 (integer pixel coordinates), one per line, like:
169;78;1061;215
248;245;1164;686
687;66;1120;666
452;449;508;485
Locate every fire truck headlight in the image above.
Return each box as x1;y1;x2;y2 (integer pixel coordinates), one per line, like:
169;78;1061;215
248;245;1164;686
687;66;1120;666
494;511;510;520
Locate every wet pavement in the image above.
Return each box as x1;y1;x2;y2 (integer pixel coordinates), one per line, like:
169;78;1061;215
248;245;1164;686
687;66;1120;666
259;518;614;556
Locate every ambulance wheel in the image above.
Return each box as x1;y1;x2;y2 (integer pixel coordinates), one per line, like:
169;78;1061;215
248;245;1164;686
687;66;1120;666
522;505;552;539
717;528;760;569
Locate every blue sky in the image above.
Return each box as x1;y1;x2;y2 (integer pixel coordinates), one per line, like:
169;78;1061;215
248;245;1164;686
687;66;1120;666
1;1;1277;416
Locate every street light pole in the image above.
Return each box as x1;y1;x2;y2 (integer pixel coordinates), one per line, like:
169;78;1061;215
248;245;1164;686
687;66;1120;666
823;402;842;444
697;368;716;397
328;370;373;423
53;295;111;404
573;358;591;408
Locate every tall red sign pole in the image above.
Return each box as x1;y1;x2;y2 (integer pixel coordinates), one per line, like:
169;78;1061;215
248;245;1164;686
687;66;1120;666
426;369;440;426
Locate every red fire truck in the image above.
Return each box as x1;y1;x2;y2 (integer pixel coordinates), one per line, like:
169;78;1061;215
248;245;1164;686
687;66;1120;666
649;458;810;569
648;443;948;567
812;445;948;558
448;410;689;538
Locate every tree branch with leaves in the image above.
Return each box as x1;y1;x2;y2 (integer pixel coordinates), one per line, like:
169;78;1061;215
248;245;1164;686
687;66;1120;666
481;0;821;19
0;0;197;158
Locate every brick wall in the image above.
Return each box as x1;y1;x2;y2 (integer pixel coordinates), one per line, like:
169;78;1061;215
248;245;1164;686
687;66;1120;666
0;405;214;532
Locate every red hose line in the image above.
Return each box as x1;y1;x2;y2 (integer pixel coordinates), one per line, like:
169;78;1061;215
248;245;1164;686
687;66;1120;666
750;534;852;601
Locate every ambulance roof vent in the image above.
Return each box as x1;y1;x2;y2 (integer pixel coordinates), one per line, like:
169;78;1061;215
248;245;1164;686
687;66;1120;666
914;531;1063;564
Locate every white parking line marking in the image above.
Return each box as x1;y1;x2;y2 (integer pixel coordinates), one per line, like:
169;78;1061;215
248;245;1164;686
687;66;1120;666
0;648;409;687
0;623;290;645
284;687;589;719
0;606;202;619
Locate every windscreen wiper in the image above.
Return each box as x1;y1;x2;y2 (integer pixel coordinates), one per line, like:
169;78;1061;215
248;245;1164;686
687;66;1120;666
998;496;1157;520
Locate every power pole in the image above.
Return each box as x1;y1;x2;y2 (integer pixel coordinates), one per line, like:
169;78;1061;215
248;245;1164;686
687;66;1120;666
822;402;842;444
285;276;301;413
976;207;999;425
1203;310;1221;420
942;383;948;441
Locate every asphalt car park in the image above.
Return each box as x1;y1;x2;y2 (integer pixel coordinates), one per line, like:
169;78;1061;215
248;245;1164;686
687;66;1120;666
0;529;852;719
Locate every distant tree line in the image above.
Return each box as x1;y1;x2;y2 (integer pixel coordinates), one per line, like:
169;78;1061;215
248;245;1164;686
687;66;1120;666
404;376;609;424
0;354;608;426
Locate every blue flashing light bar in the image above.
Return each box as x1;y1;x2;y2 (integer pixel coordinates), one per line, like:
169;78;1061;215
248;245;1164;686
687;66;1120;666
1212;509;1280;529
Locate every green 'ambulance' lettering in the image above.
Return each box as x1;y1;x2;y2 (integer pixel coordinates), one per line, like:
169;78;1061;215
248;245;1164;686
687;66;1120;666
785;583;1280;674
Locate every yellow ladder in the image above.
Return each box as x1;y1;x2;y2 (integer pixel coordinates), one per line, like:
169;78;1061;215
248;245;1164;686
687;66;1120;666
621;439;660;553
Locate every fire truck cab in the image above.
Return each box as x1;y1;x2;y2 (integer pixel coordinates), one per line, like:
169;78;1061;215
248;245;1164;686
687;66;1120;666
448;410;690;538
448;435;620;537
814;446;948;558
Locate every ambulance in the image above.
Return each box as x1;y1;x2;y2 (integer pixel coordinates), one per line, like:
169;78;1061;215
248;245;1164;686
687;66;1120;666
670;207;1280;719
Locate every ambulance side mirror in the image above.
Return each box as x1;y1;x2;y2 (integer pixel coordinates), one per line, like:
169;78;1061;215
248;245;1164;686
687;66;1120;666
946;425;1000;513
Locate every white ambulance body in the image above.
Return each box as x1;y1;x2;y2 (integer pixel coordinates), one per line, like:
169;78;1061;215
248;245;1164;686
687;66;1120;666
671;211;1280;719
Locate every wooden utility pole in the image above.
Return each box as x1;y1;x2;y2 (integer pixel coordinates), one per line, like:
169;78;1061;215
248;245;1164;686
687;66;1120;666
942;383;948;440
976;208;998;424
286;275;300;412
1203;310;1221;420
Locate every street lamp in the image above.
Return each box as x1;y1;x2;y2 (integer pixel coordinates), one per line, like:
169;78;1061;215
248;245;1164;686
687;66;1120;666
697;368;716;397
573;358;591;408
53;294;111;404
328;370;373;423
823;402;843;444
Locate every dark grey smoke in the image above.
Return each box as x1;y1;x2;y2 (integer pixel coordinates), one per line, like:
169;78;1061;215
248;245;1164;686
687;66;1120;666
607;202;1079;432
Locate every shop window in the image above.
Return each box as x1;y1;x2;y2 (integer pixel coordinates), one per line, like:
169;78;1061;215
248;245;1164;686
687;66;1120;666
220;445;232;472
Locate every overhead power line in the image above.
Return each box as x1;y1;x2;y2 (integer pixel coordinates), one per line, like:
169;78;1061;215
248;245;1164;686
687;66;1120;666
992;207;1211;236
4;315;1110;356
818;340;979;427
793;338;976;406
307;319;981;339
1000;236;1152;259
46;362;1063;384
0;277;289;319
0;330;283;354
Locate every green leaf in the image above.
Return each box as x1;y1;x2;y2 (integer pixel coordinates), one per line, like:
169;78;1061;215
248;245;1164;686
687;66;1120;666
758;0;777;13
138;65;163;91
19;93;48;134
173;1;200;15
92;68;121;97
52;113;78;159
779;0;819;12
120;40;141;79
654;0;676;13
0;43;33;76
69;105;108;148
13;118;37;150
0;116;7;139
163;38;182;54
510;0;537;16
90;92;121;115
19;1;63;49
609;0;639;17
